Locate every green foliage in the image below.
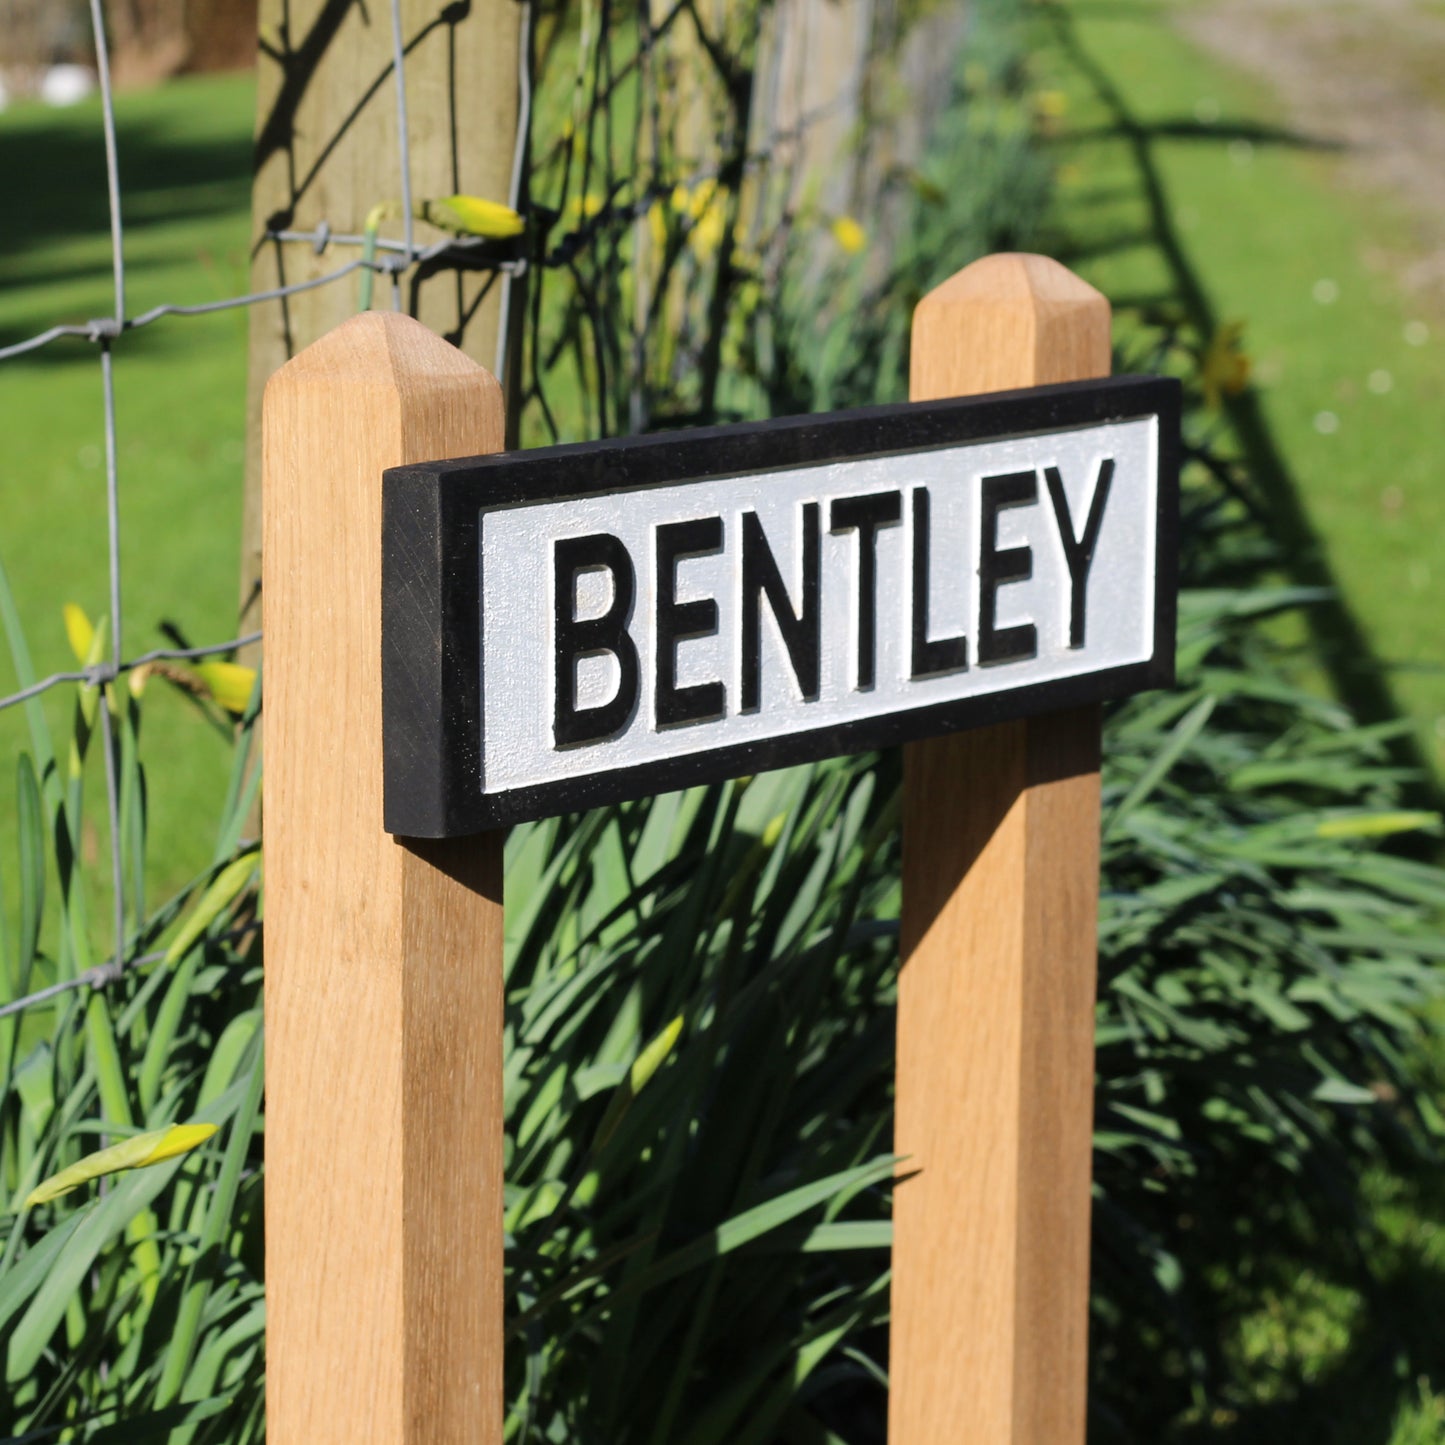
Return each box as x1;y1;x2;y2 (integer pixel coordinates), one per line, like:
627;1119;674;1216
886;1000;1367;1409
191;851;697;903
486;505;1445;1441
1091;516;1445;1436
0;558;263;1442
502;766;900;1441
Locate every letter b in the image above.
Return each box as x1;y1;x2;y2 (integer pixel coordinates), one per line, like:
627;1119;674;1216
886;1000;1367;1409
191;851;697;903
553;533;640;747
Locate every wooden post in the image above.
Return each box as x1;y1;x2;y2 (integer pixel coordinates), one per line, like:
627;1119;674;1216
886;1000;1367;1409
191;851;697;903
891;253;1111;1444
263;312;506;1445
241;0;522;641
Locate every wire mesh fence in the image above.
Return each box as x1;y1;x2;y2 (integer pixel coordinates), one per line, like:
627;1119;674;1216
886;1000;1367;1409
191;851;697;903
517;0;965;444
1;0;952;1027
0;0;531;1024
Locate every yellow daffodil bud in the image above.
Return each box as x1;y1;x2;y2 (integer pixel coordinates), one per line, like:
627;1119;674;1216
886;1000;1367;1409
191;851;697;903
647;199;667;256
26;1122;219;1208
164;848;261;966
195;661;257;715
63;603;95;666
629;1015;683;1095
592;1016;685;1151
415;194;525;240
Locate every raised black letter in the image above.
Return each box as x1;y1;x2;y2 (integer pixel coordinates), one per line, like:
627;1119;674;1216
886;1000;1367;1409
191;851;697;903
741;505;820;710
1044;458;1114;649
553;533;640;747
655;517;726;728
830;490;901;690
910;487;969;679
977;470;1038;667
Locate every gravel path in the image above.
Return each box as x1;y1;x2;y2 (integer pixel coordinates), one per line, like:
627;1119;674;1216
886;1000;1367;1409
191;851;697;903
1182;0;1445;301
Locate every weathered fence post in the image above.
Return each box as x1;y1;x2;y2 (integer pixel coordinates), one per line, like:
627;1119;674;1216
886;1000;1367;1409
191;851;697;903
241;0;523;649
263;311;506;1445
892;253;1111;1444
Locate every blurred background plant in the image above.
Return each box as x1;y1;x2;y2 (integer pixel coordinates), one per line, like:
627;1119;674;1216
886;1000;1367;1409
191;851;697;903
2;0;1445;1440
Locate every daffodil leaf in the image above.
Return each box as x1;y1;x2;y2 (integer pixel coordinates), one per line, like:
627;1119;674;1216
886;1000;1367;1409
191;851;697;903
629;1015;683;1094
1316;811;1441;840
163;848;259;966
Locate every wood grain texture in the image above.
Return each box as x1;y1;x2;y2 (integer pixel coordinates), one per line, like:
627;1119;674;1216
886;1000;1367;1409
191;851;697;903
891;253;1109;1445
241;0;522;639
263;312;506;1445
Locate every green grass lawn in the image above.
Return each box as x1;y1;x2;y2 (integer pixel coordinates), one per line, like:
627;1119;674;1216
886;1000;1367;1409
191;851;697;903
1037;0;1445;797
0;73;256;903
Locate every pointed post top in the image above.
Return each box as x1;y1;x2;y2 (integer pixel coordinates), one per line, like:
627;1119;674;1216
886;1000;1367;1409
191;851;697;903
910;253;1111;400
267;309;501;405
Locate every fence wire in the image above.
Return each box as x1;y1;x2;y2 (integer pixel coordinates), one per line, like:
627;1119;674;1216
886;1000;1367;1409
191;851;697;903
0;0;535;1024
2;0;930;1025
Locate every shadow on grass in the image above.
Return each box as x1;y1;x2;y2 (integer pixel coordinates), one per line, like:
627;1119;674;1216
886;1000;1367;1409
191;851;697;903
1066;119;1346;152
0;105;251;347
1041;1;1443;815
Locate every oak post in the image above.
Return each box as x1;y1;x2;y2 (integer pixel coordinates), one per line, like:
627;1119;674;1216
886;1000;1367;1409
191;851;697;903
892;254;1111;1444
263;312;506;1445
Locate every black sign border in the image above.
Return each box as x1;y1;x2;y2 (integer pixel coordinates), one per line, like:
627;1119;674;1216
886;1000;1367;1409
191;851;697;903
383;374;1181;836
